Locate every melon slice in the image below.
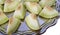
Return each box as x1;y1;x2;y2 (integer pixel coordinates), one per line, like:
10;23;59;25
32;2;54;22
25;2;42;14
39;0;55;7
7;17;21;34
25;14;40;30
0;12;8;25
39;6;58;18
13;3;26;19
4;0;21;12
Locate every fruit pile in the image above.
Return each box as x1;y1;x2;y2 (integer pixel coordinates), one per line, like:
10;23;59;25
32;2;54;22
0;0;58;35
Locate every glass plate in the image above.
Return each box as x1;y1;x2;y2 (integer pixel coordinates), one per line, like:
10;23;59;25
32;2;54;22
0;12;59;35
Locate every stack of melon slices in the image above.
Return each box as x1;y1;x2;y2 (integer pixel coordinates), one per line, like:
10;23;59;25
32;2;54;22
0;0;58;35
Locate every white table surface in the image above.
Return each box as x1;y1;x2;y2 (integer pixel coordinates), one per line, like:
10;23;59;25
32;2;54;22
42;18;60;35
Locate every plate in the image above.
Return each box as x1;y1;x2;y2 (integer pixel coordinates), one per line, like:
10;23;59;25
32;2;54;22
0;12;59;35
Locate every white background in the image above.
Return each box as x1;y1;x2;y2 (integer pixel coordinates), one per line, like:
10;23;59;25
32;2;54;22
42;18;60;35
